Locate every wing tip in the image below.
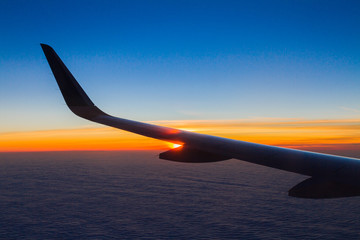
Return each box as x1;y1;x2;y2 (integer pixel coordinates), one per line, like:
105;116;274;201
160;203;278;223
40;43;53;52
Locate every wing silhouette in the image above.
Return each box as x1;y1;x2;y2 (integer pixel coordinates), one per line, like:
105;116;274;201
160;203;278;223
41;44;360;198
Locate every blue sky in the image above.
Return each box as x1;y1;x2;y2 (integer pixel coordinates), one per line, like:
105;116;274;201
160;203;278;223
1;0;359;132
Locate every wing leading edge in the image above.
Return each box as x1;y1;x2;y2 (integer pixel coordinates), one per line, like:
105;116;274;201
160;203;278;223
41;44;360;198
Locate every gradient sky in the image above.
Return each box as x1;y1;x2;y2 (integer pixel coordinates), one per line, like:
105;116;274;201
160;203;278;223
0;0;359;152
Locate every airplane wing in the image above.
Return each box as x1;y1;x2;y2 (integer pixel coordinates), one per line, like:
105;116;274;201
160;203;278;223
41;44;360;198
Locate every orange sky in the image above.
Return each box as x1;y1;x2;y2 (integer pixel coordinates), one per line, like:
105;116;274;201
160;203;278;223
1;118;359;154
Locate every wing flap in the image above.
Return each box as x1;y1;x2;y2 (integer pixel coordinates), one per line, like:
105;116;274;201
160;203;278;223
160;145;231;163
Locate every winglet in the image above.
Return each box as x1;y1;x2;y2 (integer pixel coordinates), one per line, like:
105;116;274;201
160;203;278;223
41;44;105;119
41;44;94;107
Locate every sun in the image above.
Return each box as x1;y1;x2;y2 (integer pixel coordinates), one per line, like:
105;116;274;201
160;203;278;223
166;143;183;149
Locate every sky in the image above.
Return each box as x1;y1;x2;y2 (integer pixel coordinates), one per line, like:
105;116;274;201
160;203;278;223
0;0;359;152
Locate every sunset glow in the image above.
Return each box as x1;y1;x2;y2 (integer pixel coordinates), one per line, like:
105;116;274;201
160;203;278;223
1;118;359;153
